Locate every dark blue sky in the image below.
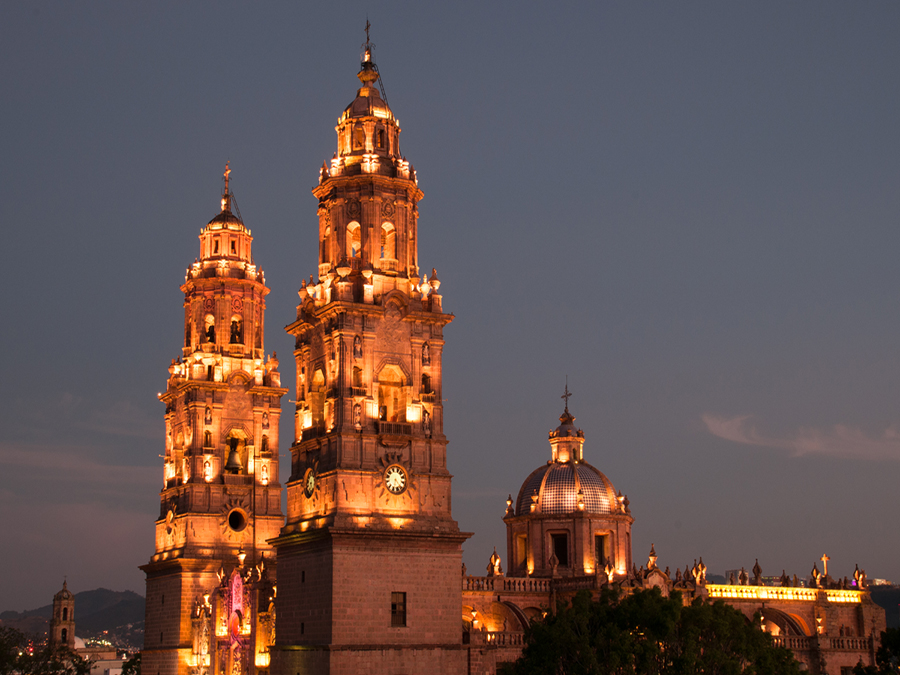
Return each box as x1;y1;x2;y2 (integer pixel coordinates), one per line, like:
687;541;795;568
2;3;900;612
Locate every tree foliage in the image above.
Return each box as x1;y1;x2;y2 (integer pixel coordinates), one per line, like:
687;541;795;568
505;588;802;675
854;627;900;674
122;651;141;675
0;628;93;675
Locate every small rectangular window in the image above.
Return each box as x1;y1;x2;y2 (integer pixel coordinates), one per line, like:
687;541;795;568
551;533;569;567
391;592;406;627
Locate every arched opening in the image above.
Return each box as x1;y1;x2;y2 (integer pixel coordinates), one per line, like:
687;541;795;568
225;431;247;475
421;373;432;394
347;222;361;259
204;315;215;344
381;223;396;260
352;366;363;388
203;461;212;482
761;608;810;636
230;316;243;344
62;607;68;621
61;628;67;642
321;225;331;261
310;370;326;426
260;435;268;453
377;365;406;422
376;127;385;149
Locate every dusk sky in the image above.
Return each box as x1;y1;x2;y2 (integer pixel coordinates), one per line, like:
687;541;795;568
2;3;900;613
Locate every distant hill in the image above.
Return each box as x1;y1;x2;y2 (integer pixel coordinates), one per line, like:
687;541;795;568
0;589;145;650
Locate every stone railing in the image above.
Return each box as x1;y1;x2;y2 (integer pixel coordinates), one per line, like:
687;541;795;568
301;424;326;442
463;631;525;647
772;636;815;651
462;576;551;593
553;575;599;592
420;392;436;403
377;421;412;436
349;386;368;398
378;257;398;272
825;636;873;651
707;585;818;602
772;635;873;653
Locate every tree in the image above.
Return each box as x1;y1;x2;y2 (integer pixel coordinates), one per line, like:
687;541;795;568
505;588;802;675
122;651;141;675
853;627;900;674
0;626;27;675
16;642;93;675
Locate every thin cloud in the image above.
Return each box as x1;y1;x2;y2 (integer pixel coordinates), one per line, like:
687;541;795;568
701;413;900;461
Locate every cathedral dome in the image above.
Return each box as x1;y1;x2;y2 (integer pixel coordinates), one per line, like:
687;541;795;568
515;460;619;516
54;580;73;601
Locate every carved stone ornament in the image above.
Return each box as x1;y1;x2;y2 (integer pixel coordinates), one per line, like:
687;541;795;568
381;200;395;218
347;199;361;218
204;297;215;312
232;297;243;313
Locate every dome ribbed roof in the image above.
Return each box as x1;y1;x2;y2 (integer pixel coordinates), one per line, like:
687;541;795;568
515;461;618;516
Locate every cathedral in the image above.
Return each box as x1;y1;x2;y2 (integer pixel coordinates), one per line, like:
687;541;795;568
142;37;885;675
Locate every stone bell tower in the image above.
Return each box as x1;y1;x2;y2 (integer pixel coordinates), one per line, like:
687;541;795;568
142;167;287;675
49;581;75;650
272;38;469;675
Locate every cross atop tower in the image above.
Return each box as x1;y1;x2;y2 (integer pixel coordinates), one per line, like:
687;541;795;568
821;553;830;576
561;378;572;412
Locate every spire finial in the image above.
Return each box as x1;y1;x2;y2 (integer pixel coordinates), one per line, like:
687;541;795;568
362;18;374;63
221;162;232;212
561;376;571;413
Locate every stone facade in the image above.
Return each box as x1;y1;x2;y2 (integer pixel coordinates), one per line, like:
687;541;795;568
270;41;468;675
143;37;887;675
49;581;75;650
142;169;286;675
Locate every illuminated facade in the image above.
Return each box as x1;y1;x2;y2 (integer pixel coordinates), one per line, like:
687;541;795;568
142;171;287;675
141;34;886;675
459;404;886;675
270;41;468;675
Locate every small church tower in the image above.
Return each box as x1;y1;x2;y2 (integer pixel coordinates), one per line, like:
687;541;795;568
142;167;287;675
49;581;75;650
272;35;469;675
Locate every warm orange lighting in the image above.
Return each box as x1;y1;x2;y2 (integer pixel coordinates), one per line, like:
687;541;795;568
387;517;412;529
255;652;270;668
706;584;852;603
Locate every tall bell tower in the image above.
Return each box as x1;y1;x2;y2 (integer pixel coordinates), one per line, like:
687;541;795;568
142;168;287;675
272;37;469;675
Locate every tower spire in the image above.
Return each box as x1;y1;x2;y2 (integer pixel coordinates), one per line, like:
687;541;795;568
562;376;572;414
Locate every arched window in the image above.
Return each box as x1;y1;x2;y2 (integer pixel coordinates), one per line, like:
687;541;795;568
213;238;220;254
230;317;242;344
347;222;361;259
62;607;68;621
61;628;67;642
381;223;396;260
205;315;215;344
230;239;236;255
421;373;432;394
311;370;326;425
376;128;385;149
352;366;363;388
377;365;406;423
322;225;331;260
204;431;212;447
261;435;269;453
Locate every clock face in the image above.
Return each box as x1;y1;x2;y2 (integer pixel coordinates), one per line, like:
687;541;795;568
304;468;316;497
384;465;408;494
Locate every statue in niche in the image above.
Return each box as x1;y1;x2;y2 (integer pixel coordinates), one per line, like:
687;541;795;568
230;320;242;344
422;342;430;365
206;324;216;343
205;407;213;425
353;403;362;428
262;412;269;429
423;409;432;437
353;335;362;359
